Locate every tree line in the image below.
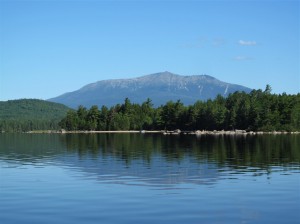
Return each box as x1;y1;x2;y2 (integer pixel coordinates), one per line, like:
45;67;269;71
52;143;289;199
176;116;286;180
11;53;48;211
59;86;300;132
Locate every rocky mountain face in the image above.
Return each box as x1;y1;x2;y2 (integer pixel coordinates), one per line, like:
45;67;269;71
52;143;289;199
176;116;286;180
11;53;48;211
48;72;252;108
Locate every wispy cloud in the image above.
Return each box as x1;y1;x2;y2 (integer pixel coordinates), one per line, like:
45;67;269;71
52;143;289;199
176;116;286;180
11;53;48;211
212;38;226;47
238;40;257;46
234;56;253;61
180;37;207;49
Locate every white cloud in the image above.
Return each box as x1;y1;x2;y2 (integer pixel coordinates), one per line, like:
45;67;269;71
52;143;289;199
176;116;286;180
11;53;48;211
238;40;257;46
234;56;253;61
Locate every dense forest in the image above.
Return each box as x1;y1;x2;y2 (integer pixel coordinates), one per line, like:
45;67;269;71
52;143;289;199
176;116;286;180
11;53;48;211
59;86;300;132
0;99;70;132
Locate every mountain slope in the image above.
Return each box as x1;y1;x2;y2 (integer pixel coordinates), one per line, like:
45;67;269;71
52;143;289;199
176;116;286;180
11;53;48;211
0;99;71;132
48;72;252;108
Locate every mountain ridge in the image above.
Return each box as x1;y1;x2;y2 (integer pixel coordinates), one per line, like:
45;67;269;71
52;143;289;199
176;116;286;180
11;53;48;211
48;72;252;108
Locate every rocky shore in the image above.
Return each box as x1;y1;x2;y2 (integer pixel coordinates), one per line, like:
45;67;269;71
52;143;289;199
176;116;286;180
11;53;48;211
184;130;300;135
26;129;300;135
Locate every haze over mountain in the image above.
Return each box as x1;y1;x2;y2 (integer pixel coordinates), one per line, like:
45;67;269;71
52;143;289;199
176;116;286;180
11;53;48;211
48;72;252;108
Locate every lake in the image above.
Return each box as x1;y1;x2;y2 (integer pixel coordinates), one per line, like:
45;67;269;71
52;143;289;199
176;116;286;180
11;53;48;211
0;133;299;224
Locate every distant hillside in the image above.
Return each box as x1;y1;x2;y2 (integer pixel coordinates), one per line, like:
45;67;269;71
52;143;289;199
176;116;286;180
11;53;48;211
0;99;71;132
48;72;252;108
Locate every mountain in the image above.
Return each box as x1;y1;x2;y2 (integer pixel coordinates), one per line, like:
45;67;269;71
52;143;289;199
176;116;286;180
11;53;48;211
0;99;71;132
48;72;252;108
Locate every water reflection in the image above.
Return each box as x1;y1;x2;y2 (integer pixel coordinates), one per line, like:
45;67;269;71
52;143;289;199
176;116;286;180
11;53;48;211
0;133;299;186
58;133;300;166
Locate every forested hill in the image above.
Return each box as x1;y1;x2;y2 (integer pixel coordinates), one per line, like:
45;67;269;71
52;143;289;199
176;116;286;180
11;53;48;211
0;99;71;132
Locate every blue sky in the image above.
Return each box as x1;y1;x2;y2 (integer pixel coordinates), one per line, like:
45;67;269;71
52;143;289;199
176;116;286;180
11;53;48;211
0;0;299;101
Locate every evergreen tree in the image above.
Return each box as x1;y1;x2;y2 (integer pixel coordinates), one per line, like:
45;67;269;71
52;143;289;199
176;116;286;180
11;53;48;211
77;106;88;130
98;106;109;130
87;106;100;130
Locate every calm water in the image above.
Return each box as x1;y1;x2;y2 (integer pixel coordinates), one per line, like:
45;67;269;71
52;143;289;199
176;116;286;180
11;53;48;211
0;133;299;224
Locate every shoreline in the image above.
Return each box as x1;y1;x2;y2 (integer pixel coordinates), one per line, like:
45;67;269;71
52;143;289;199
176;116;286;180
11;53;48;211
24;129;300;135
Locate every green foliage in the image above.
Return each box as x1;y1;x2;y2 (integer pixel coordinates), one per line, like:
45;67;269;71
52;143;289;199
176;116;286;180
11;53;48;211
160;100;185;130
59;86;300;132
0;99;70;132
